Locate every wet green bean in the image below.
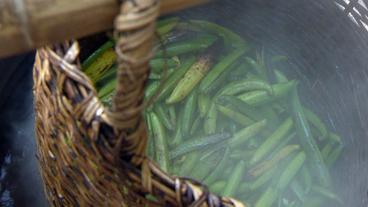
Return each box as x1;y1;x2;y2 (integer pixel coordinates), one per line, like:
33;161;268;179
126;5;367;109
199;142;225;161
249;168;276;191
217;104;254;126
304;107;328;140
157;17;179;36
206;61;239;94
145;114;155;159
166;51;215;104
237;182;251;195
245;57;267;80
191;151;224;181
229;120;267;148
223;160;247;196
190;116;202;135
144;81;160;99
219;79;273;96
255;152;306;207
290;86;331;186
210;181;227;194
204;148;231;185
182;90;198;136
190;160;215;181
274;69;288;83
230;150;255;160
254;187;278;207
157;17;180;29
149;69;174;80
251;117;293;165
168;105;176;127
172;108;184;146
301;167;312;193
83;50;116;84
278;151;306;189
216;95;265;121
228;62;251;81
269;132;296;158
154;104;174;131
158;57;196;100
180;151;200;176
249;144;300;177
258;106;280;131
198;94;211;118
169;132;231;159
189;20;246;48
321;143;333;162
238;80;296;106
150;58;179;73
204;103;218;135
82;40;114;71
98;77;117;99
199;47;247;94
155;35;217;58
150;112;170;172
95;65;117;90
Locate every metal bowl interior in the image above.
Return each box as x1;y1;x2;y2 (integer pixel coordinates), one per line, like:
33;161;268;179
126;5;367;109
176;0;368;206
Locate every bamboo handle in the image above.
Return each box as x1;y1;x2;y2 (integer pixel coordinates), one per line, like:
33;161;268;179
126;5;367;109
0;0;208;58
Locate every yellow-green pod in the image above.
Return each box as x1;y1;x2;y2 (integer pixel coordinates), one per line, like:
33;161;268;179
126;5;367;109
166;55;213;104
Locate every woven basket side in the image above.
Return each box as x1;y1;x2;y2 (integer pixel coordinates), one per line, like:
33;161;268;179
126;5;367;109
33;46;134;206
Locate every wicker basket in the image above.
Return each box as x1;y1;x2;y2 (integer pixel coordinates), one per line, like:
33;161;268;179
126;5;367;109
33;0;244;206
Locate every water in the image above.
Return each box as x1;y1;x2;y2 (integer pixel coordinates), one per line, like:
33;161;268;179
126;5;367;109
79;16;342;205
174;1;368;206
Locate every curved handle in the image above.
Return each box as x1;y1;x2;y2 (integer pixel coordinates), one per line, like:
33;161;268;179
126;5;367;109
104;0;159;165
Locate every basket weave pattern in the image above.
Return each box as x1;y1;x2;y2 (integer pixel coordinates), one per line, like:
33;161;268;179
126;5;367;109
33;0;244;206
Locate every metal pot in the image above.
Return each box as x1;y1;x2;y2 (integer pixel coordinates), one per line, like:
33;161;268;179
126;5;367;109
177;0;368;206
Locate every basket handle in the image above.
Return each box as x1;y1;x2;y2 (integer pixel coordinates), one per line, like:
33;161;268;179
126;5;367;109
102;0;159;165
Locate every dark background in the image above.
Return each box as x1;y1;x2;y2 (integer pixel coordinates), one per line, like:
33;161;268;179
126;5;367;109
0;53;47;207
